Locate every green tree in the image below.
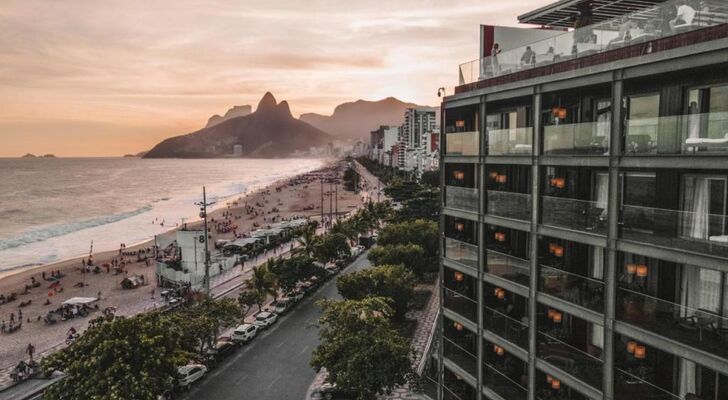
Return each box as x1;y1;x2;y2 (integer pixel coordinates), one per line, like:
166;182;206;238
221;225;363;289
293;224;320;258
336;265;415;321
395;189;439;222
251;261;279;300
315;233;351;262
239;289;265;315
170;298;241;356
419;170;440;187
311;297;414;400
42;313;188;400
269;255;321;293
368;244;432;277
377;219;438;259
383;180;422;203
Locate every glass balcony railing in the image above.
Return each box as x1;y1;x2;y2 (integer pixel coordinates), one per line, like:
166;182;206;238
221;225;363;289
445;186;479;213
625;112;728;155
482;362;528;400
537;331;603;390
487;190;532;221
444;238;479;269
543;122;610;155
539;264;605;313
483;304;529;350
487;127;533;155
542;196;608;234
485;250;530;287
443;337;478;379
422;375;438;400
616;287;728;361
446;132;480;156
615;368;681;400
444;287;478;323
620;204;728;260
458;0;728;86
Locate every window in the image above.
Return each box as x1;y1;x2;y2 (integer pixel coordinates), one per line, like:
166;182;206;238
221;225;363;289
625;93;660;154
687;84;728;139
681;175;727;239
698;268;722;314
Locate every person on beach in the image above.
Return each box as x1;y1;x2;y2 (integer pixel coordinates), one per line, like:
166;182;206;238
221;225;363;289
26;343;35;362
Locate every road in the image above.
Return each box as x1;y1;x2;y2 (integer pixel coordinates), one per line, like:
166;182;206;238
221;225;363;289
180;251;373;400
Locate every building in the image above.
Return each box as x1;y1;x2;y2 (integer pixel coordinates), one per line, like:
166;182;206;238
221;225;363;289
435;1;728;400
155;230;236;289
403;107;438;149
233;144;243;157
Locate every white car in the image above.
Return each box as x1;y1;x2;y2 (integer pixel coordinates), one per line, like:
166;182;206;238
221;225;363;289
286;290;304;303
177;364;207;390
232;323;258;344
253;311;278;329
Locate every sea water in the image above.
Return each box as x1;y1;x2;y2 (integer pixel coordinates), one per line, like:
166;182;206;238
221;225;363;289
0;157;324;272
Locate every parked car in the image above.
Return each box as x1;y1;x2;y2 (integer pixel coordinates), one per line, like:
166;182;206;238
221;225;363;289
206;339;236;363
266;298;292;314
232;323;258;344
253;311;278;329
286;289;305;303
177;364;207;390
310;383;360;400
324;264;339;277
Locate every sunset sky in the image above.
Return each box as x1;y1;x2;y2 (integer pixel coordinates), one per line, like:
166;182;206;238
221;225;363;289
0;0;545;157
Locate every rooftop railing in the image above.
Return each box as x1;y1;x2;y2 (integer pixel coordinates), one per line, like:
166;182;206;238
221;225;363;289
458;0;728;87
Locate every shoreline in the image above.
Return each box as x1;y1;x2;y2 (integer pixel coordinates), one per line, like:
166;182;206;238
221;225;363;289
0;159;332;282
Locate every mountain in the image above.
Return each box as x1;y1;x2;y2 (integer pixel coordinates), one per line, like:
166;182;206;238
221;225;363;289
206;105;252;128
300;97;432;140
144;93;331;159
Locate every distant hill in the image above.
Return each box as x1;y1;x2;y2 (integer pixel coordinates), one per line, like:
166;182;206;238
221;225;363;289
123;151;148;158
300;97;432;140
206;105;252;128
21;153;36;158
144;93;331;159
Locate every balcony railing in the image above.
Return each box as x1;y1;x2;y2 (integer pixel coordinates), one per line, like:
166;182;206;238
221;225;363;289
482;362;528;400
625;112;728;155
616;287;728;361
458;0;728;86
445;186;479;213
444;238;479;269
487;190;532;221
485;250;530;287
540;264;605;313
542;196;607;234
621;204;728;260
483;304;529;350
443;337;478;379
444;287;478;324
543;122;610;155
487;127;533;155
615;368;681;400
537;331;603;390
445;131;480;156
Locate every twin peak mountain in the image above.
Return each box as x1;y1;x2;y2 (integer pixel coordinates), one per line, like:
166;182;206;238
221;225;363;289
144;92;426;158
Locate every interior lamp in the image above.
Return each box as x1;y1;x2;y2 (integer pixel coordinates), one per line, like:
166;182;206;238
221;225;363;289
454;322;464;331
455;222;465;232
634;345;646;359
627;341;637;354
626;263;637;275
496;174;507;183
454;271;464;282
636;264;648;277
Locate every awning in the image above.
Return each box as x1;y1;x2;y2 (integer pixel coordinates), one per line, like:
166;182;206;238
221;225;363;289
223;238;262;249
518;0;667;28
62;297;98;306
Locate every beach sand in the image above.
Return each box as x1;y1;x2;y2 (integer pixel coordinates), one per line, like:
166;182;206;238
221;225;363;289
0;161;367;372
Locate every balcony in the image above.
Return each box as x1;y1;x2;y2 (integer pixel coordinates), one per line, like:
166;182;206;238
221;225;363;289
444;287;478;323
615;368;681;400
443;337;478;379
625;112;728;155
446;132;480;156
616;287;728;361
621;204;728;260
485;250;530;287
457;0;728;91
482;361;528;400
537;331;603;390
444;238;479;269
445;186;479;213
543;122;610;155
487;191;532;221
487;128;533;155
542;196;607;234
540;264;604;313
483;304;529;350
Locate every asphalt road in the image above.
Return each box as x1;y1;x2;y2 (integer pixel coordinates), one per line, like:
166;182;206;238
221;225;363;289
180;251;373;400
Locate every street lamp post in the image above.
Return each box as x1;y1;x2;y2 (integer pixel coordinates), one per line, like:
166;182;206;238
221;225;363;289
195;187;215;296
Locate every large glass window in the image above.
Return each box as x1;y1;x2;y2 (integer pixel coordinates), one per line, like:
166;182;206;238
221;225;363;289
681;175;727;240
625;93;660;154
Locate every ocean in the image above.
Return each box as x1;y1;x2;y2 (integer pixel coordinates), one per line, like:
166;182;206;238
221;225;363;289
0;157;324;272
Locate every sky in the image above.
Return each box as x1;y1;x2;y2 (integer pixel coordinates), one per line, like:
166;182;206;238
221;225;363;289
0;0;545;157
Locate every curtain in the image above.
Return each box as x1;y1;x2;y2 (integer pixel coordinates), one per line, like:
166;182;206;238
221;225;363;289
679;358;697;398
590;323;604;350
682;266;722;314
596;101;611;138
682;176;710;239
681;266;700;317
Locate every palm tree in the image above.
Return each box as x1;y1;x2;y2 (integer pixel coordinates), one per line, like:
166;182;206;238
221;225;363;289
250;261;279;301
330;219;357;246
293;224;319;258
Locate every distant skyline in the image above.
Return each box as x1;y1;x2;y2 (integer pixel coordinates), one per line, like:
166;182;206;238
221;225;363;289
0;0;545;157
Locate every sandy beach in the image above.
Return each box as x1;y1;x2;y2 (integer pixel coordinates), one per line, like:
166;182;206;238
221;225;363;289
0;160;366;373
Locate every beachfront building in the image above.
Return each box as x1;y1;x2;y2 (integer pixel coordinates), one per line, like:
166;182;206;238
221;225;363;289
155;229;237;289
434;1;728;400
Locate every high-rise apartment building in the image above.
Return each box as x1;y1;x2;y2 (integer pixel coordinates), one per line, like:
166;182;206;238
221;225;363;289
404;108;438;149
433;1;728;400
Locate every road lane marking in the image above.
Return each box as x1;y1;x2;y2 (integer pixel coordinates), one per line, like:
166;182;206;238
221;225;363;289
235;374;249;386
298;345;310;356
275;339;286;348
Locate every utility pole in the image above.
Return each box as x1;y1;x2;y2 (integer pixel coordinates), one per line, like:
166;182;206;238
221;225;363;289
329;177;333;225
335;178;338;222
377;179;381;203
195;187;215;296
320;176;325;232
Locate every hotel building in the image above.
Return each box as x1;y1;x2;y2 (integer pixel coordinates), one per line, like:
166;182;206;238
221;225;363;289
433;1;728;400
